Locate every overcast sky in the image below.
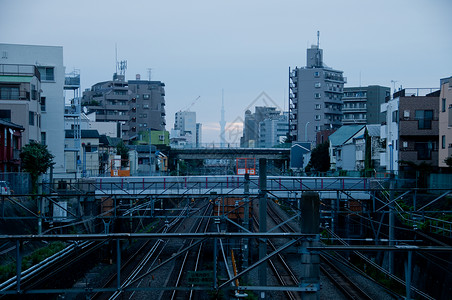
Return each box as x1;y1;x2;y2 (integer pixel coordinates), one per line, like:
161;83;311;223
1;0;451;144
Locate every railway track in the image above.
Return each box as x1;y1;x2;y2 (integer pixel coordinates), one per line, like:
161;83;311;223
0;240;106;295
266;201;375;300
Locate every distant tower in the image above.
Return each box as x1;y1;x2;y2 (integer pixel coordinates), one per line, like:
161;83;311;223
220;89;226;147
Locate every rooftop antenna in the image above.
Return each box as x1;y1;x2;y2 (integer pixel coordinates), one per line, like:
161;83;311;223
317;30;320;48
147;68;152;81
115;43;118;74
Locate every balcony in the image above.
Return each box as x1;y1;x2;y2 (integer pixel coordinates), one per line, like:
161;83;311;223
0;64;40;80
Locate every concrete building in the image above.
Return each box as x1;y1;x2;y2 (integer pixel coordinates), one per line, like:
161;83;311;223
258;113;289;148
439;76;452;169
241;106;282;148
289;45;346;142
0;64;42;145
127;78;166;141
82;74;130;138
65;129;100;177
380;88;439;174
0;44;66;174
342;85;390;125
172;111;201;148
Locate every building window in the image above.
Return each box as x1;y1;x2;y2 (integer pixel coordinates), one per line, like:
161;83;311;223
403;141;408;148
314;93;321;99
314;71;320;78
315;82;321;88
415;110;433;129
40;97;46;111
143;94;150;100
0;86;20;100
29;112;34;126
392;110;398;123
0;109;11;121
442;135;446;149
315;104;321;110
315;115;321;121
415;142;432;160
41;132;46;145
143;104;149;109
37;67;55;81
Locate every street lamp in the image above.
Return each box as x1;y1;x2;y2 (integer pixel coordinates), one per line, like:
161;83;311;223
304;122;310;141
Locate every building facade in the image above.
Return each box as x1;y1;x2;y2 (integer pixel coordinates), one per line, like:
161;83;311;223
172;111;201;148
241;106;282;148
289;45;346;142
0;44;65;174
342;85;390;125
258;113;288;148
0;119;23;172
127;79;166;141
439;76;452;169
380;89;439;174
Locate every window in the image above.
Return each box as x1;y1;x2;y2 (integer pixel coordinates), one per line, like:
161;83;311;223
403;141;408;148
315;115;321;121
315;93;321;99
0;110;11;121
315;82;321;88
415;142;433;160
37;67;55;81
40;97;46;111
392;110;398;123
442;135;446;149
403;110;410;118
0;86;20;100
315;104;321;110
315;126;321;131
314;71;320;78
442;98;446;112
41;132;46;145
143;104;149;109
415;110;433;129
29;112;34;126
143;94;150;100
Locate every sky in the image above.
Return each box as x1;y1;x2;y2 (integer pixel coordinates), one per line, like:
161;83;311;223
1;0;451;144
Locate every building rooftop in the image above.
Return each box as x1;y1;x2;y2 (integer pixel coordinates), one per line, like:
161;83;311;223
329;125;364;146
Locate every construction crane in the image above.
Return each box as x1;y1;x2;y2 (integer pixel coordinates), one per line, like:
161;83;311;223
180;95;201;111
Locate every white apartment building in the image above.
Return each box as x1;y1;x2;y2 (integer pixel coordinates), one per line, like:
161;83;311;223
0;44;65;175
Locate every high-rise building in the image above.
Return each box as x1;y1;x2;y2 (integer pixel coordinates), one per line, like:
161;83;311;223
0;43;66;174
172;111;201;148
127;78;166;141
289;45;346;142
342;85;390;125
241;106;281;148
439;76;452;169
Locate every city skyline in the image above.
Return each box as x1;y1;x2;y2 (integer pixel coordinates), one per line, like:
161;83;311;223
1;0;451;143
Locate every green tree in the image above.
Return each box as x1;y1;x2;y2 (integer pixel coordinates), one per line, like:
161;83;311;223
20;141;54;193
445;156;452;168
307;142;330;173
116;141;129;167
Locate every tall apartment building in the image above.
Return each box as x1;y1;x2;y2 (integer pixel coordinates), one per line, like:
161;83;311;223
241;106;281;148
0;44;66;174
439;76;452;169
380;89;439;174
82;74;167;141
289;45;346;142
172;111;201;147
342;85;390;125
127;78;166;141
82;74;129;138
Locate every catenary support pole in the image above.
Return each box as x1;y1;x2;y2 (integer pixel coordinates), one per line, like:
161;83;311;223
258;158;267;299
300;192;320;300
